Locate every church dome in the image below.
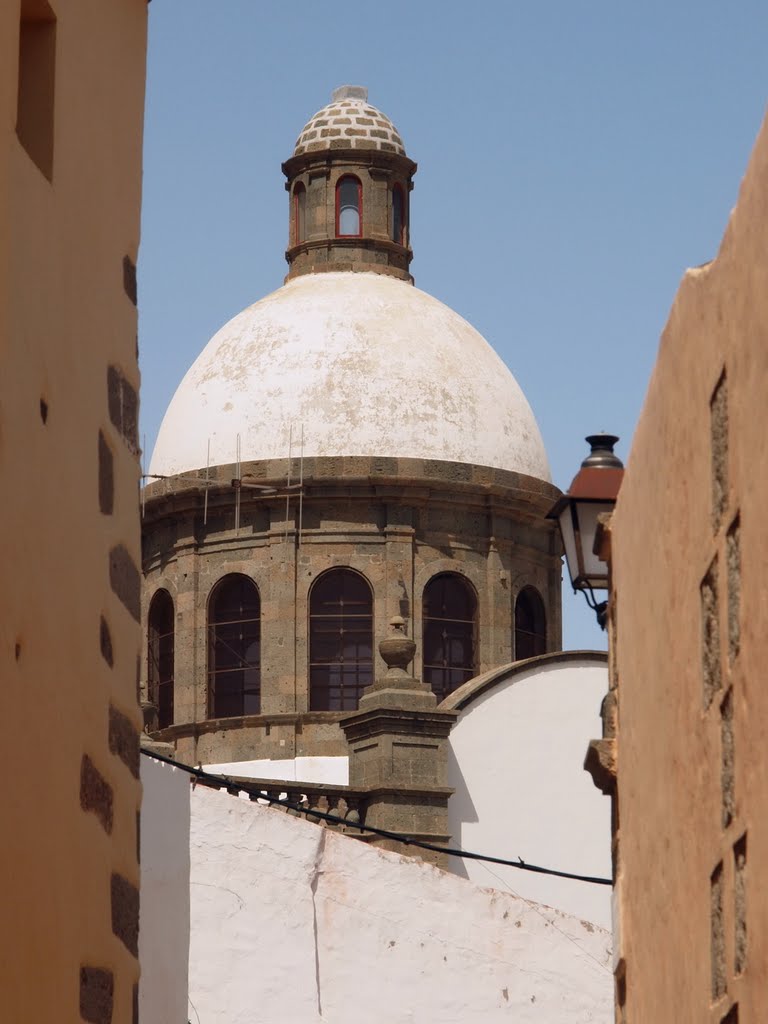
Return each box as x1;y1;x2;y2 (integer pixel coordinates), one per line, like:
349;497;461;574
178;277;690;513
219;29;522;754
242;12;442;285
149;272;550;481
293;85;406;157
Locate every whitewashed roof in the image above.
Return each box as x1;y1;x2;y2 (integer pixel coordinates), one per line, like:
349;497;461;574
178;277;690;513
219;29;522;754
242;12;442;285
149;272;550;480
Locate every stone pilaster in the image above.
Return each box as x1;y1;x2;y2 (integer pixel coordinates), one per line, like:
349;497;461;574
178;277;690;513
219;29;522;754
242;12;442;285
340;617;457;868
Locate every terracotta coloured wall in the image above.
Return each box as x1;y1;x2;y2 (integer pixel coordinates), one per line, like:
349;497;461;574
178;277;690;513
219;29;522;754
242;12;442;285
609;111;768;1022
0;1;147;1021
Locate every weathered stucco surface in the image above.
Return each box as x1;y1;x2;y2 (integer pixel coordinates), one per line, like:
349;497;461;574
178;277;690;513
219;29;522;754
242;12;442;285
139;775;612;1023
609;111;768;1020
0;2;147;1021
444;653;612;929
149;272;550;480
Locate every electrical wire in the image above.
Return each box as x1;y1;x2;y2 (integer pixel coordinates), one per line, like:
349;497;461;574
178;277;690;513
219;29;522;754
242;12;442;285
141;748;612;887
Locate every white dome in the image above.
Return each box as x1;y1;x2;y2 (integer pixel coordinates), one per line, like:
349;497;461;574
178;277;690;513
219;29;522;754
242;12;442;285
149;273;550;481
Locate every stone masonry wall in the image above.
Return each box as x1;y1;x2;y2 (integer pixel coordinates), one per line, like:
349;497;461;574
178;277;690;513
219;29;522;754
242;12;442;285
141;458;561;767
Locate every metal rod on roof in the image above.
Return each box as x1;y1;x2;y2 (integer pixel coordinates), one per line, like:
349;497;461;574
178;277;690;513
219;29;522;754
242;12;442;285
284;425;293;546
203;438;210;527
297;425;304;549
234;433;241;535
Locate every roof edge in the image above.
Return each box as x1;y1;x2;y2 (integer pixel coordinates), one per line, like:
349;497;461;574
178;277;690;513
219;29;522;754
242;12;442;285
438;650;608;712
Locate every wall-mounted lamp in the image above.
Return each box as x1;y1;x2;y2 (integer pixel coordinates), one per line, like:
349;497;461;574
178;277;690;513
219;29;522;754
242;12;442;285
547;434;624;630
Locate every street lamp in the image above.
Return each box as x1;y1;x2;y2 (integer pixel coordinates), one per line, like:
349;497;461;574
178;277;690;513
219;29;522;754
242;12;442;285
547;433;624;630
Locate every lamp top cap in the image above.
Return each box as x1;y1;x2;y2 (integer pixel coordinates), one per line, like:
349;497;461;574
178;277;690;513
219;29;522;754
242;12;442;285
581;433;623;470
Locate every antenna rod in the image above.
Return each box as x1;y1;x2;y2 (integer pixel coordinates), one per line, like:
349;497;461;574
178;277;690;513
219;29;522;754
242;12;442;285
235;433;241;535
284;425;293;546
297;424;304;549
203;438;211;526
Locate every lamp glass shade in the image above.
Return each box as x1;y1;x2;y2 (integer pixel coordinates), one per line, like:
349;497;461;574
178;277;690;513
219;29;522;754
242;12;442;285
558;499;612;591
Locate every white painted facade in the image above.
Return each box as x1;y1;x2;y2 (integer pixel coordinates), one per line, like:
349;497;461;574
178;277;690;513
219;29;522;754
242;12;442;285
444;653;612;928
140;771;612;1023
149;272;550;480
138;757;190;1024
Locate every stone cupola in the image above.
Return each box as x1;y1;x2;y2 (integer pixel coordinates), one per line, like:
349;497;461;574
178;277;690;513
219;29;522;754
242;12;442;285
282;86;417;283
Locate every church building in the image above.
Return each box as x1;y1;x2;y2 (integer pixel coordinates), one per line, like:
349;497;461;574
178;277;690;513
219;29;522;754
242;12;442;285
141;86;562;774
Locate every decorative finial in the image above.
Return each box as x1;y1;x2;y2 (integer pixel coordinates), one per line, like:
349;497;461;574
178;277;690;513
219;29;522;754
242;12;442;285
332;85;368;103
378;615;416;677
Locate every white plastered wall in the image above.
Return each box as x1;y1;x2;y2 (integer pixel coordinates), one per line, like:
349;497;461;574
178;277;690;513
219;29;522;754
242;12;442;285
138;756;190;1024
186;785;611;1024
446;655;612;928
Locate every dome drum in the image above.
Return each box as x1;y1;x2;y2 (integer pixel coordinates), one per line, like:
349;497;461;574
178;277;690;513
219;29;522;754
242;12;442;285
141;455;563;767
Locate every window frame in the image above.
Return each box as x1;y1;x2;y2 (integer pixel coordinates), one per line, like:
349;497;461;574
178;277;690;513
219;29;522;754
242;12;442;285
514;586;547;661
421;572;478;701
207;574;261;720
391;182;405;245
335;174;363;238
293;181;306;244
308;567;374;711
147;588;174;730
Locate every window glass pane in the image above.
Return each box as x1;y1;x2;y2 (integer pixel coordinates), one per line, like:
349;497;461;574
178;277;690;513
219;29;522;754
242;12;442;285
338;178;360;236
309;569;373;711
392;186;403;243
209;575;261;717
422;574;476;699
148;590;175;728
514;588;546;660
295;185;306;243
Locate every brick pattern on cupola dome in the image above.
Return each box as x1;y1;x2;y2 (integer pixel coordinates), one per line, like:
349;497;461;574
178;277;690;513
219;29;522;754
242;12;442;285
293;85;406;157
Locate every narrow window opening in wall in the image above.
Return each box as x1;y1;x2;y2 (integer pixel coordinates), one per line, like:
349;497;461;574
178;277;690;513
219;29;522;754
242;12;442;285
391;183;405;244
710;370;728;530
721;687;734;830
514;586;547;660
294;182;306;244
208;575;261;718
423;573;477;701
336;175;362;236
711;860;726;1002
701;555;721;710
16;0;56;181
148;590;174;729
726;514;741;664
734;833;747;975
309;568;373;711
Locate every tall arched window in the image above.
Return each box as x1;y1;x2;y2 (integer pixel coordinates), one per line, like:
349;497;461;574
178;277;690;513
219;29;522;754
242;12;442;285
422;573;477;701
391;183;405;244
309;568;373;711
336;175;362;237
514;587;547;660
148;589;174;729
293;182;306;244
208;575;261;719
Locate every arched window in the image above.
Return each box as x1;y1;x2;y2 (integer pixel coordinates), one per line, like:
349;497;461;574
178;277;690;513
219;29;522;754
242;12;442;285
336;175;362;237
148;589;174;729
293;182;306;244
208;575;261;719
309;568;373;711
391;183;405;244
514;587;547;660
422;573;477;701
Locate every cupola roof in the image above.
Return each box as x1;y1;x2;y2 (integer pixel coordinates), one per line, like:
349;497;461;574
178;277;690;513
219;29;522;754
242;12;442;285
292;85;406;157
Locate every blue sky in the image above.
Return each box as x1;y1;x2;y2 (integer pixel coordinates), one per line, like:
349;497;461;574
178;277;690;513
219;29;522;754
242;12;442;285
138;1;767;649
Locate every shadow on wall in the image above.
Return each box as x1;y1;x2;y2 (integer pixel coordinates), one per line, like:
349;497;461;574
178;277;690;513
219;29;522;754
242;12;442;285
445;743;477;879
